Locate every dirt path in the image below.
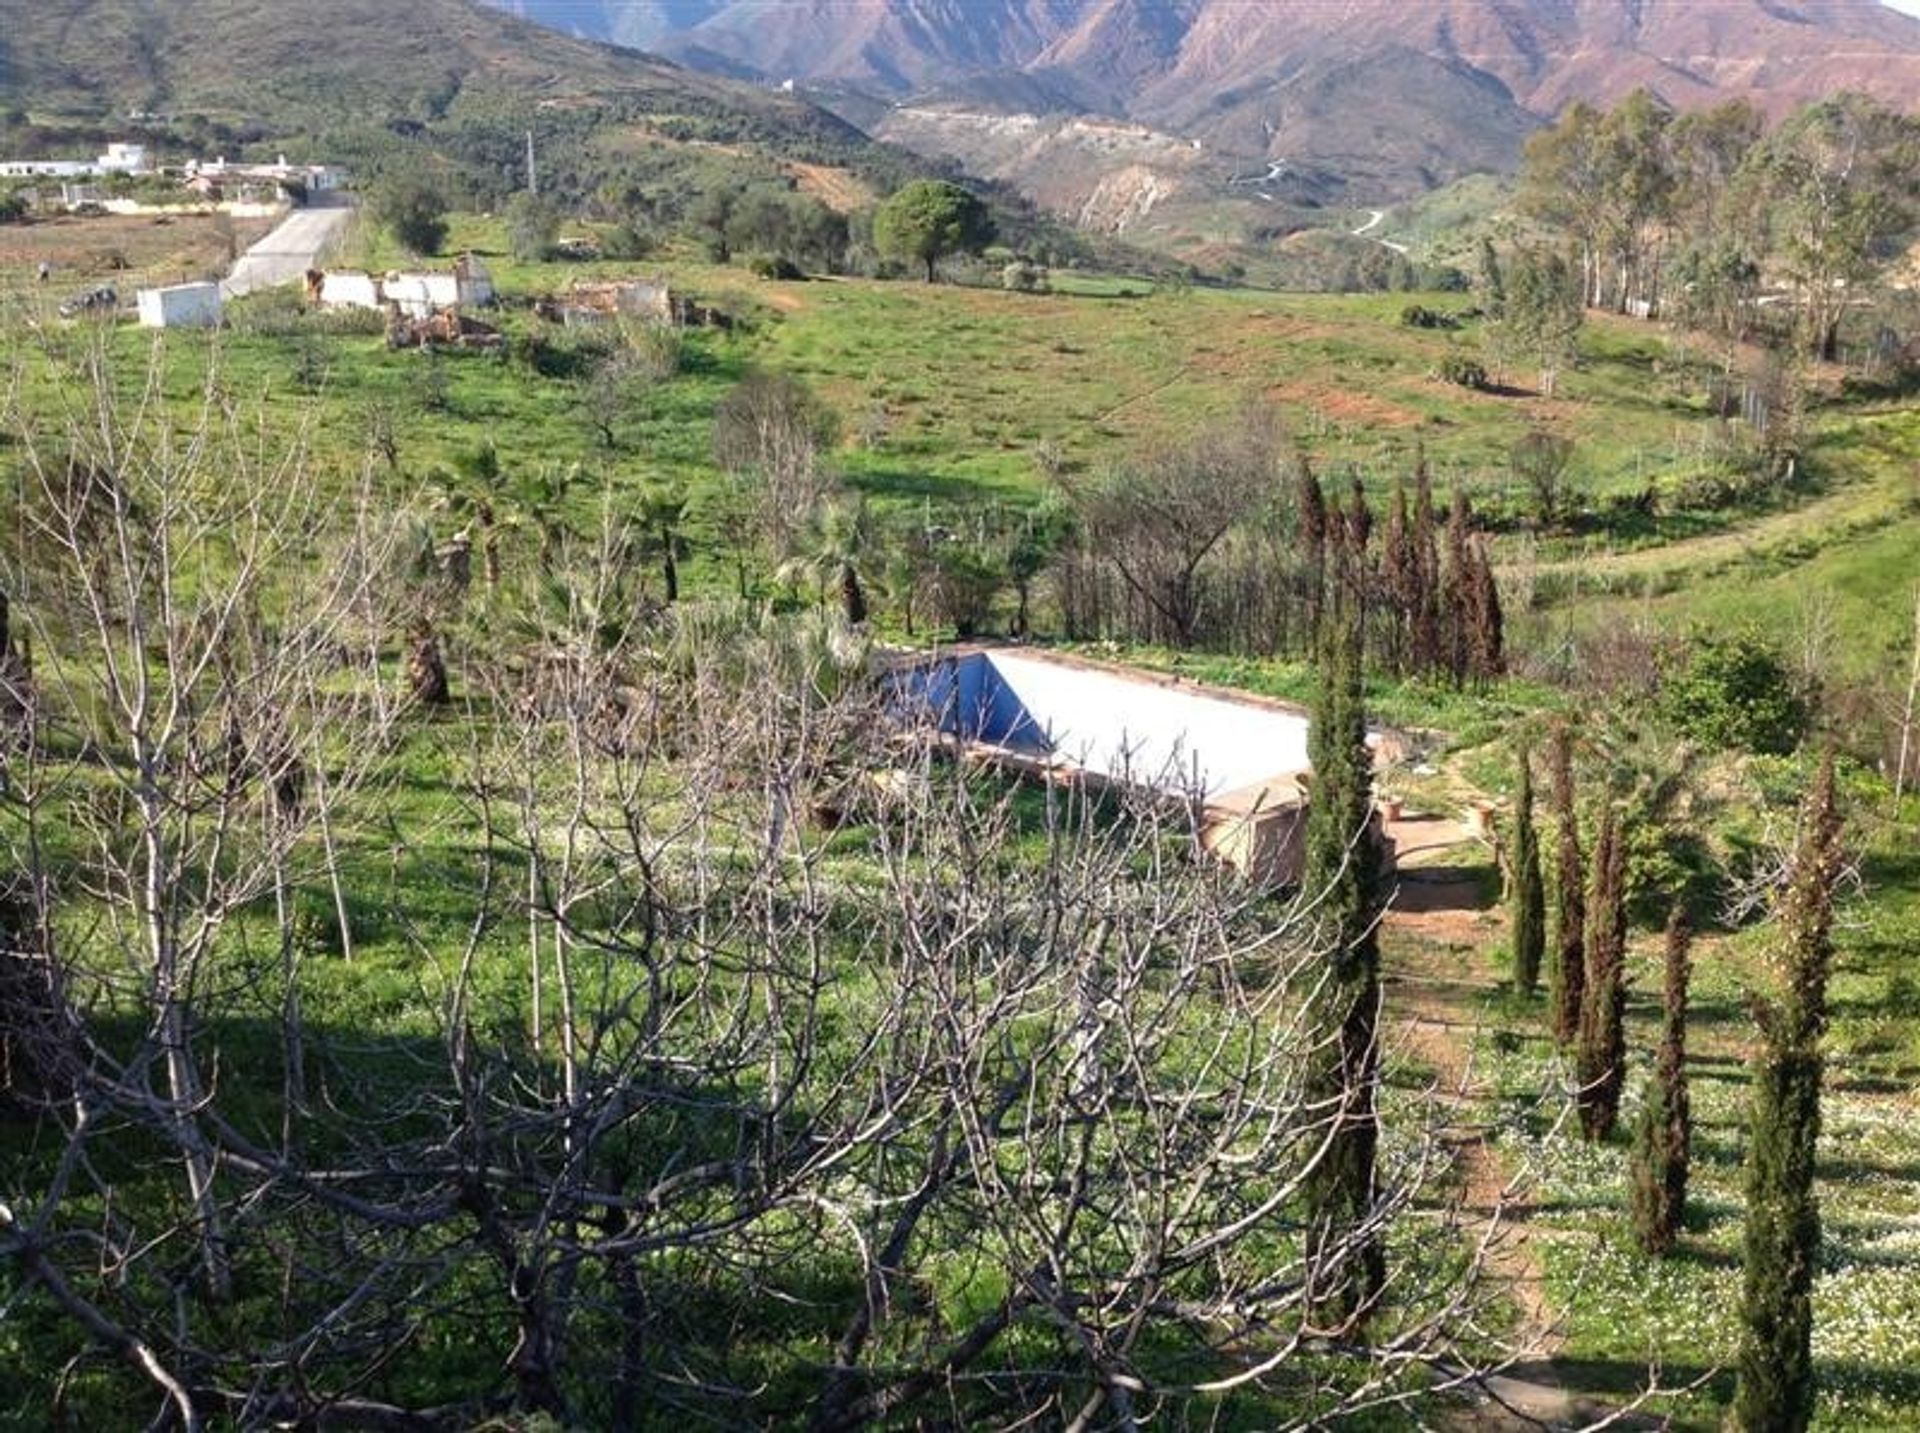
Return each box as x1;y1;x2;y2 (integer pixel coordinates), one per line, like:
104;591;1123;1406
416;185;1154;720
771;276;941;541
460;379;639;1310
1383;815;1590;1428
1521;409;1917;588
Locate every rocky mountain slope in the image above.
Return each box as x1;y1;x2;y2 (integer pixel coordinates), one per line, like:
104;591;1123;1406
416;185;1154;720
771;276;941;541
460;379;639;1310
497;0;1920;213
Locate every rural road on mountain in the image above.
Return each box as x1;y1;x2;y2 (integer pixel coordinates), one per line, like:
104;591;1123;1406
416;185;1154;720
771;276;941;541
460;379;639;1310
221;194;356;298
1354;209;1410;255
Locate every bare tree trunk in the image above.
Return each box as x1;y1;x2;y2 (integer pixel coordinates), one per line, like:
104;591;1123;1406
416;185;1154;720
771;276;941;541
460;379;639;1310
1896;586;1920;806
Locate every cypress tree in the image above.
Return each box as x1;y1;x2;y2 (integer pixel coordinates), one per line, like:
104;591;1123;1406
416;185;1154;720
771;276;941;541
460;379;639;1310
1548;725;1585;1046
1576;805;1627;1141
1631;906;1693;1256
1509;745;1546;996
1298;460;1329;647
1382;478;1414;675
1345;472;1373;556
1480;235;1507;316
1301;590;1385;1327
1410;454;1441;677
1439;488;1472;686
1733;755;1843;1432
1467;538;1505;682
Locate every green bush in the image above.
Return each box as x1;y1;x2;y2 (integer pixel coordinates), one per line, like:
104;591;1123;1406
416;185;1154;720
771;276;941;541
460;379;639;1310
744;252;804;281
1656;631;1811;756
1436;353;1488;390
368;170;448;256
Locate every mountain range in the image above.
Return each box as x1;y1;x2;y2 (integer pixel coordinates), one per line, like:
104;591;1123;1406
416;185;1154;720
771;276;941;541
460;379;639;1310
495;0;1920;230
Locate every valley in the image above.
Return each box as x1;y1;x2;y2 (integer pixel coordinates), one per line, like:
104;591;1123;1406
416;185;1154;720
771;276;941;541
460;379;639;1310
0;3;1918;1429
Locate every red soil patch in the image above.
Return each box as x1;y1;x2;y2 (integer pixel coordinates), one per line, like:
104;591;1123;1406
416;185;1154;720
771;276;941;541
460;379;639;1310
1272;380;1425;428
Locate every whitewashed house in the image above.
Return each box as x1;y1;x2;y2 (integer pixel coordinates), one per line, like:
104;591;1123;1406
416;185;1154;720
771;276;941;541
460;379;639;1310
137;282;223;329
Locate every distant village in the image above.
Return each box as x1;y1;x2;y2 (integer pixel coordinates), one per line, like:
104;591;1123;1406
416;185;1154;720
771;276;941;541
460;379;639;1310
0;139;344;213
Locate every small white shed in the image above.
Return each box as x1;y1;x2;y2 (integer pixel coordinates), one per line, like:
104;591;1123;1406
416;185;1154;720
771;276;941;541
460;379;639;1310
383;257;494;318
312;271;383;310
137;282;223;329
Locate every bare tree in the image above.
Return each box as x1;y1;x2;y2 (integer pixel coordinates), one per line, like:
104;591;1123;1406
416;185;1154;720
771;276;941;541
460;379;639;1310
0;336;410;1412
1062;413;1282;648
713;370;841;559
2;354;1541;1426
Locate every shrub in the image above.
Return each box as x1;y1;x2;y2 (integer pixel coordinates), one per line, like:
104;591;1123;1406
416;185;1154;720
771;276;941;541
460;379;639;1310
744;253;804;281
369;171;448;256
601;221;655;261
505;193;560;263
1656;631;1811;756
1002;260;1048;293
1436;353;1489;390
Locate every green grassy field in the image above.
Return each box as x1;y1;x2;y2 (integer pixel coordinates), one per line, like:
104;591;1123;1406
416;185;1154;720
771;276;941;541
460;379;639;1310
6;205;1920;1426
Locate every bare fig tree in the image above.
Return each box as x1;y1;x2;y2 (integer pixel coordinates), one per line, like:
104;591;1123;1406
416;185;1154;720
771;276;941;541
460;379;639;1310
2;349;1545;1427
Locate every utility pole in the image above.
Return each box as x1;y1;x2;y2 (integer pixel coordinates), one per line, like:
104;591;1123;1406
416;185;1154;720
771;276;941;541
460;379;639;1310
525;130;538;198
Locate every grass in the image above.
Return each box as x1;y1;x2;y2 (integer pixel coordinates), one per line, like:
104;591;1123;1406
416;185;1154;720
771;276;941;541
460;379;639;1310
8;202;1920;1425
1429;762;1920;1430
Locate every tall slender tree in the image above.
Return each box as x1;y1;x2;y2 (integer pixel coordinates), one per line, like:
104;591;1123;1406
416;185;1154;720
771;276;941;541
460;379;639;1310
1409;454;1441;676
1548;726;1586;1046
1466;537;1505;683
1439;488;1473;685
1509;745;1546;996
1576;805;1627;1140
1631;906;1694;1256
1297;460;1329;645
1381;477;1414;675
1734;755;1843;1431
1301;588;1385;1327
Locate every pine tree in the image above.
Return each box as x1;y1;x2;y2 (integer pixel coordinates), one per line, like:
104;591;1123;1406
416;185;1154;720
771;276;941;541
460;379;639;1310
1301;589;1385;1327
1509;745;1546;995
1630;906;1693;1256
1576;805;1627;1140
1733;755;1843;1432
1548;725;1586;1046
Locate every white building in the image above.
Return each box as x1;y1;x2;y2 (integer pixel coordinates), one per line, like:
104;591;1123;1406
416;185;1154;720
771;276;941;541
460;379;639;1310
0;141;153;180
186;155;344;193
310;271;383;311
137;282;223;329
98;143;151;174
0;160;94;179
313;257;493;318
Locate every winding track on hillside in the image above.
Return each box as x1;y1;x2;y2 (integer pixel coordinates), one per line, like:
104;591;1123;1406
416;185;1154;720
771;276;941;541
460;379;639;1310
1353;208;1411;256
1519;410;1918;588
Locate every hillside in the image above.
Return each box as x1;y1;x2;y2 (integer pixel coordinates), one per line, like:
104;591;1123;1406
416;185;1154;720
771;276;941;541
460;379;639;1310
0;0;922;213
498;0;1920;229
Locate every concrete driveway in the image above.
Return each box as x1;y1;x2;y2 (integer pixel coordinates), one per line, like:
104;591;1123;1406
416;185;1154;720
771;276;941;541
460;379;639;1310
221;195;356;298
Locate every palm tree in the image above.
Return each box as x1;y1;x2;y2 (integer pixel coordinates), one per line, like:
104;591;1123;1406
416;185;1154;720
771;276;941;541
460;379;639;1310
779;497;882;626
633;482;690;604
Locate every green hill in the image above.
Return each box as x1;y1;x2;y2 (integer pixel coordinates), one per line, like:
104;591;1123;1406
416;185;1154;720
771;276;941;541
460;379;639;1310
0;0;936;214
